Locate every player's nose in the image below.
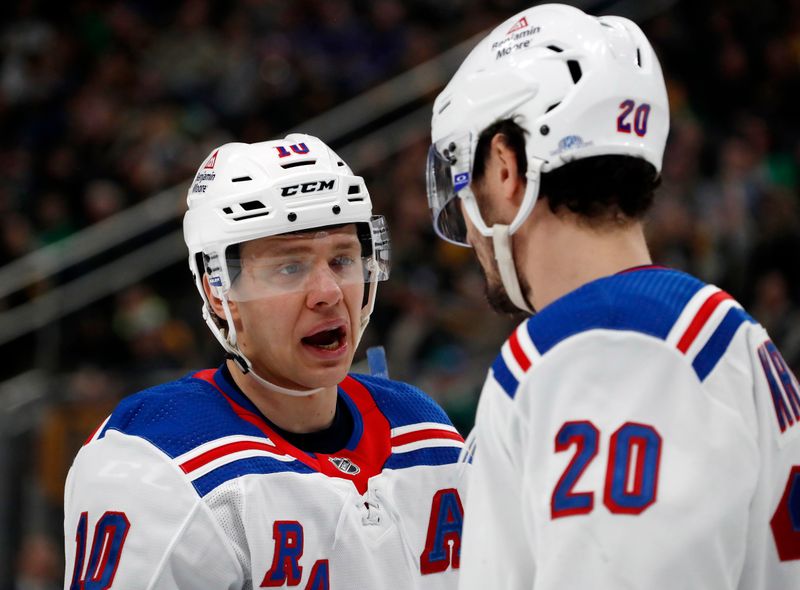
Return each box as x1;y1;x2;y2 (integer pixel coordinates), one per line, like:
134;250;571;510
305;264;343;308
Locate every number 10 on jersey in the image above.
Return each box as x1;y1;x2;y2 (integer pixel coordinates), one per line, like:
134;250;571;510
551;421;662;519
70;511;130;590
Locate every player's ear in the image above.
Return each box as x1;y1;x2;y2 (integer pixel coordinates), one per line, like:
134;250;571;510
488;133;525;208
202;274;234;319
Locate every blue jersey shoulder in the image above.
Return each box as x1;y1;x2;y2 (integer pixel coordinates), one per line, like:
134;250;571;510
527;268;707;355
349;373;455;430
350;374;463;470
490;268;757;398
100;371;266;459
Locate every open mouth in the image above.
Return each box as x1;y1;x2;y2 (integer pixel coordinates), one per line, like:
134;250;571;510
301;326;347;351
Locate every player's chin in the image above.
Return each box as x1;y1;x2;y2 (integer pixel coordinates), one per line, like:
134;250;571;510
297;343;354;386
299;364;351;391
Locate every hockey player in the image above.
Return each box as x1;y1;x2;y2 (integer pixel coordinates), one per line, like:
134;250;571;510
65;134;466;589
426;4;800;589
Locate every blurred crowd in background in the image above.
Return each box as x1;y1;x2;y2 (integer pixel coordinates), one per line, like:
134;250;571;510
2;0;800;587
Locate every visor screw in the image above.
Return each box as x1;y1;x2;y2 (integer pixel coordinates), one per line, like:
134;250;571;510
332;205;341;215
540;125;550;136
288;212;297;222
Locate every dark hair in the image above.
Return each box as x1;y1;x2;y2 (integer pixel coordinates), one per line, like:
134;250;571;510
473;119;529;181
472;118;661;223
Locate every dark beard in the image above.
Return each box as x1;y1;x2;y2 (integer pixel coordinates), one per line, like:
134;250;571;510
478;262;532;318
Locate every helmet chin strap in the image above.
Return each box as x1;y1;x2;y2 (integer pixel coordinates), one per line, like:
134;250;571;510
487;158;544;315
218;296;326;398
491;224;533;314
241;361;327;398
358;271;379;344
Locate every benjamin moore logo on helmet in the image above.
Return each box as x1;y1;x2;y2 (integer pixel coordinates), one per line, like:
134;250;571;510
280;178;337;197
191;171;217;194
507;16;528;35
203;149;219;169
492;17;541;60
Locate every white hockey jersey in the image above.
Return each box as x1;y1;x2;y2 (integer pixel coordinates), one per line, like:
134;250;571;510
459;266;800;589
64;369;466;589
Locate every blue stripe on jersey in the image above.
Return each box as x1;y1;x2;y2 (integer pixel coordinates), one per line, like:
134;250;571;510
526;268;705;355
692;306;755;381
491;269;715;398
384;447;461;470
491;355;519;398
192;456;316;497
339;388;364;452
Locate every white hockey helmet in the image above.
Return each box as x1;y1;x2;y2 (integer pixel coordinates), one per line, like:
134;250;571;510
183;133;390;385
427;3;669;311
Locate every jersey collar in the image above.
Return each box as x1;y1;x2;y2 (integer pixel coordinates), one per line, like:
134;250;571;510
194;365;391;494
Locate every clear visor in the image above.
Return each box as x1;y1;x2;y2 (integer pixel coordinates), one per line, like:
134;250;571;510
224;217;390;302
426;134;473;246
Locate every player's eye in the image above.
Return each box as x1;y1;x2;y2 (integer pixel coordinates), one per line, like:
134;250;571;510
250;260;308;284
331;256;362;278
331;255;355;268
277;262;304;276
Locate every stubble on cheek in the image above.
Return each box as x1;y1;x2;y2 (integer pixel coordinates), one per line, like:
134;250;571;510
472;235;524;316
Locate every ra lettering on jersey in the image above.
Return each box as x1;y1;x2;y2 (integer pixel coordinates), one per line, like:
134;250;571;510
304;560;330;590
420;488;464;575
260;521;330;589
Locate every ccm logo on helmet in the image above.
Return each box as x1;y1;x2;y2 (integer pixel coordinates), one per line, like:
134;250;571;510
280;179;336;197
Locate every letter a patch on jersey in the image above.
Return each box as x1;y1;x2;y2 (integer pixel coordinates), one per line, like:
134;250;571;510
261;521;304;587
420;488;464;574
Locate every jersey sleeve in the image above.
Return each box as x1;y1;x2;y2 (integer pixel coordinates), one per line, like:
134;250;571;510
458;372;534;589
64;429;245;589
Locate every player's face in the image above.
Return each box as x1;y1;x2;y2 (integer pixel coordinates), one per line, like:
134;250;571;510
229;225;365;390
464;183;528;315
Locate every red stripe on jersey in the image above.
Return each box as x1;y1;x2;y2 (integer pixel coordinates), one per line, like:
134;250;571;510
83;420;105;446
616;264;668;275
192;368;217;382
180;440;278;474
508;330;531;372
391;429;464;447
677;290;733;353
193;369;276;433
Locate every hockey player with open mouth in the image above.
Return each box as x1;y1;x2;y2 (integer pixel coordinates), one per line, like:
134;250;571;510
64;134;466;589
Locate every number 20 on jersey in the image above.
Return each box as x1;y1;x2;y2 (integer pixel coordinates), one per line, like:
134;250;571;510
551;421;662;519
